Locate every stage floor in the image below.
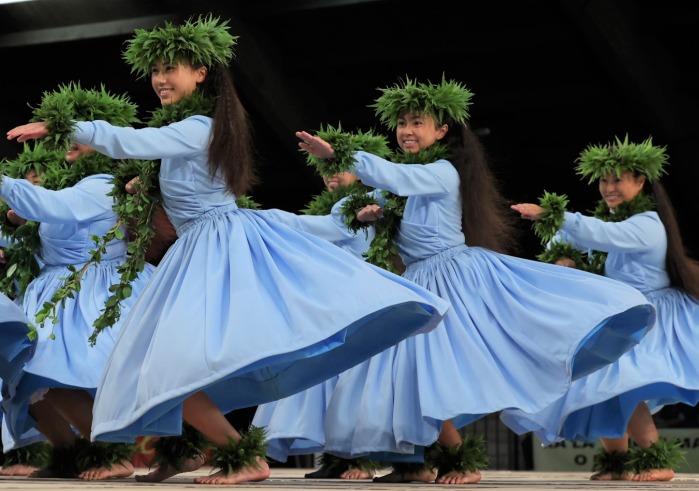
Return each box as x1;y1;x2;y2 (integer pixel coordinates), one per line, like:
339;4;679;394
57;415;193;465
0;468;697;489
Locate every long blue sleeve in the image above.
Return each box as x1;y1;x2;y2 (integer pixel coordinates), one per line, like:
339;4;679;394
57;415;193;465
0;175;115;224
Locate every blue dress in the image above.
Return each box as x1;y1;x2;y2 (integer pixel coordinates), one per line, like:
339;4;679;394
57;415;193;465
259;151;656;460
251;201;375;462
75;117;450;442
0;174;156;443
500;210;699;445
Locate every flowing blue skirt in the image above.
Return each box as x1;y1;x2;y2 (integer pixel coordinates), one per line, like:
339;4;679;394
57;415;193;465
501;287;699;445
91;206;449;442
268;245;654;459
2;257;155;441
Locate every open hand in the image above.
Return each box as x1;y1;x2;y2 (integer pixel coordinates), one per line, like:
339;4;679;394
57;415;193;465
511;203;544;220
295;131;335;159
7;122;49;142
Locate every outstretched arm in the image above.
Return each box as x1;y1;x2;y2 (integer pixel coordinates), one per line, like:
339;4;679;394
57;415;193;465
7;122;49;142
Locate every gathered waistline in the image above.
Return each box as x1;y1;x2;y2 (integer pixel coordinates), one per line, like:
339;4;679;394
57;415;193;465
405;244;469;273
177;202;239;236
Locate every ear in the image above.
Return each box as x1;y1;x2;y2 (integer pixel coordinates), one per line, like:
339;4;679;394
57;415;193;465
436;124;449;140
636;174;647;187
196;66;208;83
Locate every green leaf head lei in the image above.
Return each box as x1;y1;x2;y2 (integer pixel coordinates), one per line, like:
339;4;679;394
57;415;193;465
2;142;61;181
13;82;141;343
343;76;471;273
30;81;139;151
574;134;666;275
123;14;238;79
370;74;474;130
575;134;669;184
535;135;666;275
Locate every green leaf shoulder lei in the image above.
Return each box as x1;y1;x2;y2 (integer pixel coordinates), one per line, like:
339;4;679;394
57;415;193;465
24;152;128;342
300;181;368;216
302;124;404;271
0;143;63;302
0;148;119;340
0;147;114;290
532;191;568;244
86;92;217;345
4;82;145;342
536;241;588;270
591;192;655;223
83;157;160;346
583;192;656;275
88;93;260;345
340;144;450;272
32;93;217;346
303;123;391;178
89;166;258;346
535;192;655;276
301;181;385;266
532;191;598;272
145;91;215;129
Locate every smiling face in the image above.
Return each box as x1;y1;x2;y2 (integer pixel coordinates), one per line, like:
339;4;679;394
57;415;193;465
322;171;359;191
598;171;646;209
395;110;448;154
150;59;207;106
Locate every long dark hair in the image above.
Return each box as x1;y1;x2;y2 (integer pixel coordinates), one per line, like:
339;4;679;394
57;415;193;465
198;62;258;196
650;180;699;299
441;116;518;255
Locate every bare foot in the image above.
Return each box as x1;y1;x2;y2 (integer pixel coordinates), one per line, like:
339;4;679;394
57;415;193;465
78;460;134;480
436;469;482;485
194;456;270;485
590;471;633;481
632;468;674;482
339;467;375;479
0;464;39;476
135;455;206;482
373;468;437;483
